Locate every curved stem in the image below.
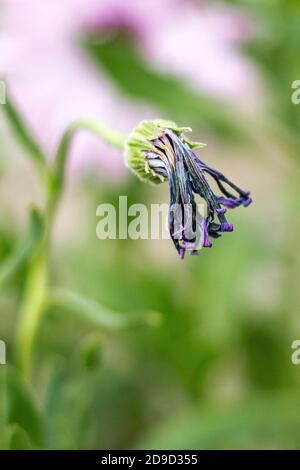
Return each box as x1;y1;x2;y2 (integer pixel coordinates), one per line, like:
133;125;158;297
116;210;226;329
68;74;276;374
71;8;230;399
14;243;48;380
46;287;161;330
0;208;43;287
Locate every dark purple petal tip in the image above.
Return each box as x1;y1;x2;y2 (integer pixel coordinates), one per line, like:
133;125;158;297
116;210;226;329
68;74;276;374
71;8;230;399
190;250;199;256
220;223;234;232
242;197;253;207
216;207;227;214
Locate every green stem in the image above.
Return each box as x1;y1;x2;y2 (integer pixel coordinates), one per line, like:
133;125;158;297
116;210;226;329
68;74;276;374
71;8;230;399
14;243;48;380
14;119;126;381
47;287;161;330
0;208;43;287
48;120;126;217
2;95;49;183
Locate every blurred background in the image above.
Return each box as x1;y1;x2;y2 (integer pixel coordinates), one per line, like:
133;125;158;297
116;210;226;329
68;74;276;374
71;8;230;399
1;0;300;450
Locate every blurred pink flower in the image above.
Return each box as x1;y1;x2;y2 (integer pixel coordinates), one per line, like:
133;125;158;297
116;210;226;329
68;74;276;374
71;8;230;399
0;0;155;179
83;0;256;100
0;0;256;178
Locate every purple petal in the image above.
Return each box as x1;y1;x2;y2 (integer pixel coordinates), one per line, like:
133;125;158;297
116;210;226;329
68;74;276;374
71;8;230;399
202;217;213;248
220;222;234;232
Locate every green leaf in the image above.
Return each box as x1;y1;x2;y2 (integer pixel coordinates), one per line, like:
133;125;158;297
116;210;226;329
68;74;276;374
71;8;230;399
47;287;162;330
0;207;44;287
48;120;126;217
7;424;33;450
5;367;44;447
74;334;102;372
43;337;103;449
0;368;9;449
14;244;48;380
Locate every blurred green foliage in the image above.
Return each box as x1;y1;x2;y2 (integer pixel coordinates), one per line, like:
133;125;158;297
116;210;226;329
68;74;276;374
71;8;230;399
1;0;300;450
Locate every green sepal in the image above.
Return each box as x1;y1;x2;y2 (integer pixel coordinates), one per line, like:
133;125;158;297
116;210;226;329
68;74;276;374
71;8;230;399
124;119;206;184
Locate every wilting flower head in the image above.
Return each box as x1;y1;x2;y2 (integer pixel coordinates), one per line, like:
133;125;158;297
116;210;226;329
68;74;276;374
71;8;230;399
125;120;252;259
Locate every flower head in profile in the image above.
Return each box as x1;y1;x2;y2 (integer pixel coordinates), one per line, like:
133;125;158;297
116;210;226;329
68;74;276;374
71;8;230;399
125;120;252;259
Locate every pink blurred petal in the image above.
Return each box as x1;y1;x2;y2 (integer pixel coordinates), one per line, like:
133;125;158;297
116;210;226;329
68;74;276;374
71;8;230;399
83;0;257;100
0;0;258;182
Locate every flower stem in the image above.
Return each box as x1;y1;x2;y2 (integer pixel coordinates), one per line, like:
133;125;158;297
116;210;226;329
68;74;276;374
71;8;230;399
48;120;126;217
